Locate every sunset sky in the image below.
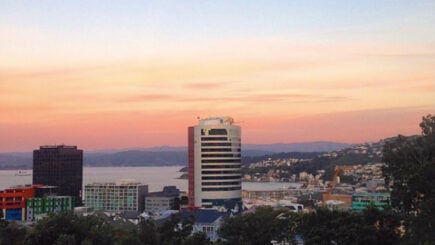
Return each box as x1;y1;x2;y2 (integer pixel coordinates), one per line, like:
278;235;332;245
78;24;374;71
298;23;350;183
1;1;434;152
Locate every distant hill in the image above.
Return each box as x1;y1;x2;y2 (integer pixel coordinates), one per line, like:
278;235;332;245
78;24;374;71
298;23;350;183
244;141;351;153
0;141;350;169
84;151;186;166
0;152;32;169
87;141;350;154
89;146;187;153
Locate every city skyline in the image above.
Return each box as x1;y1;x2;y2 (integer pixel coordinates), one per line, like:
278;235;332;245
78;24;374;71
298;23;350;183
1;1;434;152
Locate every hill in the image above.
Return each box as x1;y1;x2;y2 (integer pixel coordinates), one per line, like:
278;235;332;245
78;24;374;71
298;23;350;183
241;140;385;181
244;141;350;153
0;141;350;169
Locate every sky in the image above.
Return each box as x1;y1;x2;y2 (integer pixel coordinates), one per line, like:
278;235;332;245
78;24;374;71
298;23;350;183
1;1;434;152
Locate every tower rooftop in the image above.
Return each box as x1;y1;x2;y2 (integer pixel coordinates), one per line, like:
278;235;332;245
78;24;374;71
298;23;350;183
198;116;234;125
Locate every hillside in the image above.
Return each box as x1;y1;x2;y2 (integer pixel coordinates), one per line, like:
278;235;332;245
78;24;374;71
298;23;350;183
244;141;351;153
241;140;385;181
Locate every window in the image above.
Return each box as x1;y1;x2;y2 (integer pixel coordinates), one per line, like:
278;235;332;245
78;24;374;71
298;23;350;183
201;137;228;141
201;143;232;147
202;226;214;233
202;187;241;191
201;170;240;174
202;181;241;186
201;148;232;152
202;159;240;163
201;154;241;158
208;129;227;135
202;164;240;169
202;175;240;180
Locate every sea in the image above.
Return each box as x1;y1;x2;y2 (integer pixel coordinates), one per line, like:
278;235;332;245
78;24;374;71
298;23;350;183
0;166;299;192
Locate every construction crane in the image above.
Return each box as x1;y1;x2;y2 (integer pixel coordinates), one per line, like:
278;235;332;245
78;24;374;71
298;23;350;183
322;165;354;207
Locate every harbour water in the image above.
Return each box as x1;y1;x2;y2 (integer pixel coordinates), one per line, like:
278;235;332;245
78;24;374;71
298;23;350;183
0;166;299;192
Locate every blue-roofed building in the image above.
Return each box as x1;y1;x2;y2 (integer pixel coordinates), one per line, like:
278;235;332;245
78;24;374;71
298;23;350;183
180;209;227;241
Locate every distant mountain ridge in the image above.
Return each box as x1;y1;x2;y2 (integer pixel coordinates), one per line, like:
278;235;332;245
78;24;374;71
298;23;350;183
0;141;351;169
87;141;350;154
244;141;351;153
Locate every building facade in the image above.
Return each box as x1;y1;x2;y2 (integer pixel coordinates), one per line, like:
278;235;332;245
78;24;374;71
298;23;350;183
26;196;75;222
0;185;63;221
145;186;180;212
33;145;83;206
145;196;175;212
0;185;37;221
84;179;148;212
188;116;242;210
352;192;391;211
180;209;227;241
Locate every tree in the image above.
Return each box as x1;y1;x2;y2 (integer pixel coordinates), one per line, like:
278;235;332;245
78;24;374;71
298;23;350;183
183;232;211;245
54;234;76;245
218;206;289;245
0;220;27;245
382;114;435;243
115;233;143;245
297;208;401;245
158;214;194;245
362;206;401;245
138;219;159;245
25;212;116;245
138;214;195;245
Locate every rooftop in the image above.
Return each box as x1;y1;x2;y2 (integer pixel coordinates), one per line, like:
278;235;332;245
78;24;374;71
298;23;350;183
180;209;227;223
39;145;78;149
85;179;144;186
198;116;234;126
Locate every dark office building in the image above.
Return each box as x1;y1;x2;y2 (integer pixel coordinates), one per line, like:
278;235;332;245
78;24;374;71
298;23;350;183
33;145;83;206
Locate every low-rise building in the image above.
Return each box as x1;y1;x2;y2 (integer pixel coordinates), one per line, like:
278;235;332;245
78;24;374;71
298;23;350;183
145;186;180;212
242;189;289;200
84;179;148;212
0;185;40;221
352;192;391;211
180;209;227;241
26;196;75;221
0;184;61;221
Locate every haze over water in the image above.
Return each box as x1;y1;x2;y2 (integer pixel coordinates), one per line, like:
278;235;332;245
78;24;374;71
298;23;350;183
0;166;298;193
0;167;186;192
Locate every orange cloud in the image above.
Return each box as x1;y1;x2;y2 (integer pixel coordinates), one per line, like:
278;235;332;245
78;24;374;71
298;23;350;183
0;35;434;151
242;106;432;144
184;82;230;90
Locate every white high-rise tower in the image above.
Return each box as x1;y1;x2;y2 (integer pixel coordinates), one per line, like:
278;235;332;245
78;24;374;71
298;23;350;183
188;117;242;209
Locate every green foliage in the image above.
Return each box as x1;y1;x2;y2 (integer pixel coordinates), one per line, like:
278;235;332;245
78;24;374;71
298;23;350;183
321;153;379;181
362;206;401;244
218;206;290;245
159;214;194;245
138;214;195;245
218;206;401;245
115;233;143;245
182;232;212;245
54;234;76;245
138;219;159;245
382;114;435;243
24;212;116;245
23;212;144;245
297;208;400;245
0;221;27;245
